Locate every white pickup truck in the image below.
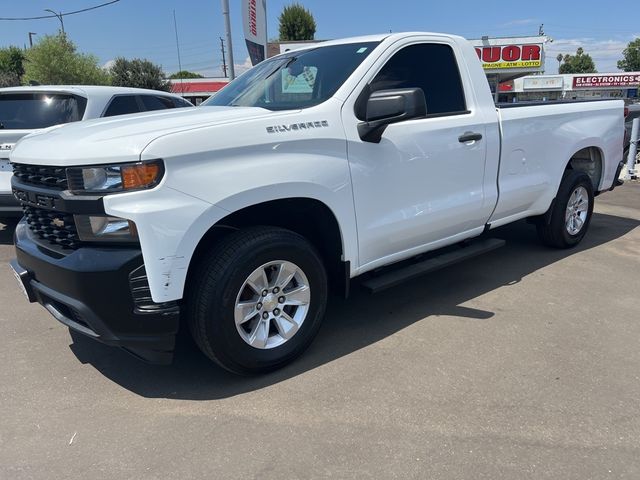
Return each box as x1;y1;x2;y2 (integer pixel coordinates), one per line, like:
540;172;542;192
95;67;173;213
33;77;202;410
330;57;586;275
9;33;625;374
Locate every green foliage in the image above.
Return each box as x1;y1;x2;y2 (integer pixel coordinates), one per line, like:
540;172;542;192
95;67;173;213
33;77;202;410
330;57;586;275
278;3;316;41
23;33;111;85
618;38;640;72
169;70;204;79
0;46;26;82
109;57;171;92
559;47;597;74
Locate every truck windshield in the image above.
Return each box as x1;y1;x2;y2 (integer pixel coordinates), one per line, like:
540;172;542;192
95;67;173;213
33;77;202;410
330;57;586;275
203;42;379;111
0;93;87;130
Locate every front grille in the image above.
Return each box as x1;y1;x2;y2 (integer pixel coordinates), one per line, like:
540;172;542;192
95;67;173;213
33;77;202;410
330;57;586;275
12;163;68;190
23;206;80;249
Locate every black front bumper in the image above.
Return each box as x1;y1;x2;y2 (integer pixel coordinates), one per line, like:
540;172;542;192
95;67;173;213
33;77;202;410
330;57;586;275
0;193;22;217
12;221;180;364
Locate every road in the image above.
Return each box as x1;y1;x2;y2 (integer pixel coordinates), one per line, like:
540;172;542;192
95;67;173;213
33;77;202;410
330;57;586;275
1;183;639;479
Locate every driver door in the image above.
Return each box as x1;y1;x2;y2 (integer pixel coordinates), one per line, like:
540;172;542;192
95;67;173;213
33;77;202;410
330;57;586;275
343;40;494;270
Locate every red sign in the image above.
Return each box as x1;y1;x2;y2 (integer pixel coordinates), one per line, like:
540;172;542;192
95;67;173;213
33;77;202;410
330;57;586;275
573;74;640;89
474;44;542;69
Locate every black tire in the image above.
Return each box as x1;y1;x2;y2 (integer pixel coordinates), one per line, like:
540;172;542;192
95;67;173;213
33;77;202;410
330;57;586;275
536;170;594;249
186;226;328;374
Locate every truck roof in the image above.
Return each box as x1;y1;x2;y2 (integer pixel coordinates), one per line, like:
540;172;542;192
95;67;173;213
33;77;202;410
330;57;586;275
275;32;468;55
0;85;183;99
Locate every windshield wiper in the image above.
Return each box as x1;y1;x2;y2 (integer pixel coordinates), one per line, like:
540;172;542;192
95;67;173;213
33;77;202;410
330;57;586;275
264;57;297;81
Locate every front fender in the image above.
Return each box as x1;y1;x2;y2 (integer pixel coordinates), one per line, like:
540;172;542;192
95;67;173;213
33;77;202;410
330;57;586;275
103;186;226;303
105;182;358;303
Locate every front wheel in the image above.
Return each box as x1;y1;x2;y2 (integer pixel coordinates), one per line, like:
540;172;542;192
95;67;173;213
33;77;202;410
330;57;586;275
186;226;328;374
536;170;594;249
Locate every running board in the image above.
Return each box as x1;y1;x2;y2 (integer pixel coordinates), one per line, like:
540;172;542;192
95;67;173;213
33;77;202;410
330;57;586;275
362;238;506;294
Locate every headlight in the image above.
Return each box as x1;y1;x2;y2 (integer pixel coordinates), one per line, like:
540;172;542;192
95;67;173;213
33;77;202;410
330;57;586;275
67;160;164;194
74;215;139;243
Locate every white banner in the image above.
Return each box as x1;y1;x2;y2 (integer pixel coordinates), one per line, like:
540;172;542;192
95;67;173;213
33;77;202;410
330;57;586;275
242;0;267;65
524;76;563;90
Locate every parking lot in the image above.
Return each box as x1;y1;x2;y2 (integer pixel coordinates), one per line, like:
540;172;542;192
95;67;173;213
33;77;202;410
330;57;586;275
0;183;638;479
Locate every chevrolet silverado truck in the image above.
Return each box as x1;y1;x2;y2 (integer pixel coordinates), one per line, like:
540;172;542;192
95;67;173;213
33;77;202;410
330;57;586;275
9;33;625;374
0;86;193;220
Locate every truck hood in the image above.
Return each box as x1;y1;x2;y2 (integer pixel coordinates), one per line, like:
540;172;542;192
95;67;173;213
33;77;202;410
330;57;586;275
9;106;284;166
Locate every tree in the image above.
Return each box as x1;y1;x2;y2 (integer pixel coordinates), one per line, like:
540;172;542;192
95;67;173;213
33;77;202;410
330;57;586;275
278;3;316;41
618;38;640;72
559;47;597;74
109;58;171;92
169;70;204;79
23;33;111;85
0;46;26;85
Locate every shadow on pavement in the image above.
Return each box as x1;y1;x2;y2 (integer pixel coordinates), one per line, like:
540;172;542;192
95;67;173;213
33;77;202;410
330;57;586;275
68;212;639;400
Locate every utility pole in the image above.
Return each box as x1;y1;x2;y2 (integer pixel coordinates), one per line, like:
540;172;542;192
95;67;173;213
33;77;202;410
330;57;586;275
28;32;37;48
173;10;184;95
221;0;235;80
44;9;65;34
220;37;228;78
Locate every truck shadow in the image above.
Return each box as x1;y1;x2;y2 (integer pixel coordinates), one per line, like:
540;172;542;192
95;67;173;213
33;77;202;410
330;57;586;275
68;212;639;400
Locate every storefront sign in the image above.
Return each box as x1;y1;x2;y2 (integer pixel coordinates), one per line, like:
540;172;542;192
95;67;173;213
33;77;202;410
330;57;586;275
524;76;563;90
573;74;640;89
475;44;542;70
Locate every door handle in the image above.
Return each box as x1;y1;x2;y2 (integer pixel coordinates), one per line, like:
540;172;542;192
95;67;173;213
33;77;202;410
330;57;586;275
458;132;483;143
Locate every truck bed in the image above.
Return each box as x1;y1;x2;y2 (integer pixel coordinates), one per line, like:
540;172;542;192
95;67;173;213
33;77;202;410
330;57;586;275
488;99;624;228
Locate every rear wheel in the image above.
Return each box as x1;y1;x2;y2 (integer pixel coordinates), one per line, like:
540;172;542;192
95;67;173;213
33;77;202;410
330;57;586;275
186;226;328;374
536;170;594;249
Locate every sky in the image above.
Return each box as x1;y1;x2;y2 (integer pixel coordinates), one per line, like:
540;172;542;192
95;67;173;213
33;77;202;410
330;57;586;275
0;0;637;77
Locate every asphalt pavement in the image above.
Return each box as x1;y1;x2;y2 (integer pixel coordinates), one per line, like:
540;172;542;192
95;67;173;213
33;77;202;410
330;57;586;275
1;183;639;479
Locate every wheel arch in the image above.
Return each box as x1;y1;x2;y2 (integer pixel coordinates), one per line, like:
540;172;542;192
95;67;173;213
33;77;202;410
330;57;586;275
564;145;605;193
185;196;351;298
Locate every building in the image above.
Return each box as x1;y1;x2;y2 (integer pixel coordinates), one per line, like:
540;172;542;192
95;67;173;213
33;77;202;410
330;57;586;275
169;78;229;105
502;72;640;103
469;35;549;102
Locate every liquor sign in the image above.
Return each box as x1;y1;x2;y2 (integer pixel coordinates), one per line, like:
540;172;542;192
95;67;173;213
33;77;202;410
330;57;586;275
242;0;267;66
474;44;543;70
573;74;640;89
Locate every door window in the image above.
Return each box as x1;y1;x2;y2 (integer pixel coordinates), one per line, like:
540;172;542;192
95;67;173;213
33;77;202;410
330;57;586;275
370;43;467;116
103;95;141;117
140;95;176;111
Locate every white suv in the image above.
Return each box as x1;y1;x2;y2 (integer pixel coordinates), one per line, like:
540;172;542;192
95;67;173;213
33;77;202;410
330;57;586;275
0;85;193;219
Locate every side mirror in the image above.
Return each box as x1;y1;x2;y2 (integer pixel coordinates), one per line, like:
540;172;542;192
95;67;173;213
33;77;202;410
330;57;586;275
358;88;427;143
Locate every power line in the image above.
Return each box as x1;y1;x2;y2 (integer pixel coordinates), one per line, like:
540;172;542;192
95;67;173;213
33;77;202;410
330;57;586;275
0;1;121;21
